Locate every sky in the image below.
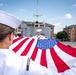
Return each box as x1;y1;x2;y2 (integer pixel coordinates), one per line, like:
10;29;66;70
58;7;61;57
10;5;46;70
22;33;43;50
0;0;76;33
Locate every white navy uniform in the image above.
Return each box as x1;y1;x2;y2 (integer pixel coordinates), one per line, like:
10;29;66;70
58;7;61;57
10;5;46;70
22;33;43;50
36;35;46;39
32;35;46;39
0;49;76;75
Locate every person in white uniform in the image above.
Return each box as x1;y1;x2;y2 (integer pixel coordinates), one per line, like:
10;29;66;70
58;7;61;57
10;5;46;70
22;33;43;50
0;11;76;75
14;31;22;39
33;29;46;39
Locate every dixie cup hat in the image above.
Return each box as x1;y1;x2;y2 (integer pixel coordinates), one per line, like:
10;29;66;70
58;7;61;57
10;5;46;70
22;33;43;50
36;29;42;32
0;11;21;29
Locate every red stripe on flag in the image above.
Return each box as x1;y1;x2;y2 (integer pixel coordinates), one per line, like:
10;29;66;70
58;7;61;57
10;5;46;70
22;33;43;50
30;47;38;61
21;39;34;56
13;36;23;43
50;48;70;72
40;50;47;68
57;42;76;57
13;38;29;52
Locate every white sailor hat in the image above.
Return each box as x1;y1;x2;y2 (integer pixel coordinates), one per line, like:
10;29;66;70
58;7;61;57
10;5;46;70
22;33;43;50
16;31;21;34
36;29;42;32
0;11;21;29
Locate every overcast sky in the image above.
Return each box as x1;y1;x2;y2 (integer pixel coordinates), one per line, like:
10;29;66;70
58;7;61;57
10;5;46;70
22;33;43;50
0;0;76;33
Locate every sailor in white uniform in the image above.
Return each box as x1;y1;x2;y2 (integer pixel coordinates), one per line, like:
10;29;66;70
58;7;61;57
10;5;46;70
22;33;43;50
0;11;76;75
14;31;22;39
33;29;46;39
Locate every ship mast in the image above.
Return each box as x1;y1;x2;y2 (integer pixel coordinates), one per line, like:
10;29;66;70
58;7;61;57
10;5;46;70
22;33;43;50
34;0;41;23
34;0;42;34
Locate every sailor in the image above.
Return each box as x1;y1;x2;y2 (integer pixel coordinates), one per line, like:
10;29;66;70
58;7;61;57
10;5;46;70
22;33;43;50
16;31;22;37
36;29;46;39
0;11;76;75
32;29;46;39
14;31;22;38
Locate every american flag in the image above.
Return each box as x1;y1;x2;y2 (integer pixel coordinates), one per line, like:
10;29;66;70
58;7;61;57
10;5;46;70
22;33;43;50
10;36;76;72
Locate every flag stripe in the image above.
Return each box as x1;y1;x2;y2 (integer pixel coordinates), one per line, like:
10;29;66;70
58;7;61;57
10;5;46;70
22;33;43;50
31;47;38;60
13;36;23;43
40;50;47;67
46;49;57;71
34;49;42;64
57;42;76;57
50;48;70;72
13;38;29;52
21;39;34;56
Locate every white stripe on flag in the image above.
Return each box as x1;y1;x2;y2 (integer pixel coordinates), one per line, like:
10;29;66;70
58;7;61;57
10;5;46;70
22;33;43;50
35;49;42;64
46;49;57;71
